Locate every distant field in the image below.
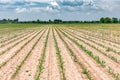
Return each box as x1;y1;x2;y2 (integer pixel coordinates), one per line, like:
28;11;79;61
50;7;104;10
0;24;120;80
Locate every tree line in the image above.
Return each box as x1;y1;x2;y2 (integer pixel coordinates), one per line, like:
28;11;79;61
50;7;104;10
0;19;19;23
100;17;120;23
0;17;120;24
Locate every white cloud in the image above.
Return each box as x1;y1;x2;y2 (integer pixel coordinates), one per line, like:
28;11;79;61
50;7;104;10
1;0;120;15
0;0;54;3
15;6;56;13
45;6;54;12
50;1;59;6
15;8;27;13
1;0;120;21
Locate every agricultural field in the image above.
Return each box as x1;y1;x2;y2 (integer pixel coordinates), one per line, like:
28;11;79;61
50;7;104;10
0;24;120;80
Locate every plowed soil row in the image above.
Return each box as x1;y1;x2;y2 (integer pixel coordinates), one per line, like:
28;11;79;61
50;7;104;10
0;26;119;80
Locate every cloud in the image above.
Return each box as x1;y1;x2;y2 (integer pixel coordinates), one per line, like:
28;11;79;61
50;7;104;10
16;8;27;13
0;0;120;14
1;0;120;21
57;0;84;6
15;6;57;13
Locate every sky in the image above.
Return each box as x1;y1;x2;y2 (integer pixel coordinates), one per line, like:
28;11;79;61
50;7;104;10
0;0;120;21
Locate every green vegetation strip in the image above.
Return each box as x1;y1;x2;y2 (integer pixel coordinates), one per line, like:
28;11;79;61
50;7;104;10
58;28;106;67
55;28;93;80
52;29;66;80
35;28;50;80
11;29;46;78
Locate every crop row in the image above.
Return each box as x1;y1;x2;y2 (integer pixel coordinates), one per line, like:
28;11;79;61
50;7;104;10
67;28;120;55
61;28;120;64
0;30;38;56
58;28;106;67
0;30;35;48
0;29;45;69
35;28;50;80
66;28;120;63
70;28;120;55
52;28;66;80
11;28;46;78
107;67;120;80
61;28;120;80
75;28;120;48
55;28;93;80
68;27;120;49
0;29;31;44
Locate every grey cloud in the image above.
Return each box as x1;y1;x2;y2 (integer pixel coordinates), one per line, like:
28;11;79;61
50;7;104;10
0;0;120;15
58;0;84;6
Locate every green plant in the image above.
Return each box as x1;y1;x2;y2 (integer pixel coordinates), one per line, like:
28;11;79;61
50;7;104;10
36;29;50;80
56;28;94;80
58;28;106;67
11;29;45;78
0;30;45;69
107;67;120;80
106;47;112;52
52;29;66;80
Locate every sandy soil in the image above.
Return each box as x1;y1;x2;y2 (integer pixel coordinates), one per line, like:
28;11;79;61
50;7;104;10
0;30;39;65
61;28;120;74
40;29;61;80
54;29;83;80
0;31;37;55
12;28;48;80
0;26;119;80
58;28;114;80
0;28;28;43
75;28;120;49
0;29;44;80
65;28;120;62
0;30;34;48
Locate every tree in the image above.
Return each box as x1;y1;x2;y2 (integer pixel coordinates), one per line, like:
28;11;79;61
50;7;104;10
100;17;105;23
112;17;118;23
2;19;7;23
104;17;112;23
13;18;19;23
54;19;62;23
37;19;40;23
49;19;52;23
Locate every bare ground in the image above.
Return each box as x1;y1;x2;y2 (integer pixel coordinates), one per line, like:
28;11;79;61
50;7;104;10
12;28;48;80
54;29;83;80
0;29;44;80
40;29;61;80
58;28;114;80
